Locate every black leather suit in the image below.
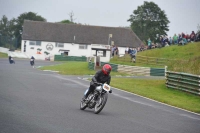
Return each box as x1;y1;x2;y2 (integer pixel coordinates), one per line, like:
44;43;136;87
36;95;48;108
85;70;111;98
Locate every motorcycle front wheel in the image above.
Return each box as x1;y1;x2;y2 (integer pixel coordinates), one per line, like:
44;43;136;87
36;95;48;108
80;99;87;110
94;93;108;114
30;61;34;66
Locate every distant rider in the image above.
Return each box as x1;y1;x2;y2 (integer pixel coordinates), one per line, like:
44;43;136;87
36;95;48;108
30;56;35;66
8;56;12;64
83;64;112;100
8;56;15;64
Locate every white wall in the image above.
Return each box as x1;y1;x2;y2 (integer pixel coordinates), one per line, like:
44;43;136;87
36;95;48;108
99;53;110;62
21;40;111;61
21;40;92;58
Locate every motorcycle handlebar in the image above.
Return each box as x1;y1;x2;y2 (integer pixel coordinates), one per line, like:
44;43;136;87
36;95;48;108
94;82;102;85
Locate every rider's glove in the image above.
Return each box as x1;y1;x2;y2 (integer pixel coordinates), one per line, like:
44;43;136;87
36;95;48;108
109;90;112;93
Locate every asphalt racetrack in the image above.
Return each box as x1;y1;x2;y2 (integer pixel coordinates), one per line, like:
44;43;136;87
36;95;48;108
0;58;200;133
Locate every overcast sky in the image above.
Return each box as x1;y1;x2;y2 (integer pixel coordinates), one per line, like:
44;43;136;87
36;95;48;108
0;0;200;37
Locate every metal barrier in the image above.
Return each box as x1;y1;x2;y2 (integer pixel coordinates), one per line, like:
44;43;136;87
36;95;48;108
100;62;165;76
150;68;165;76
118;65;150;76
88;61;165;76
166;71;200;95
101;62;118;72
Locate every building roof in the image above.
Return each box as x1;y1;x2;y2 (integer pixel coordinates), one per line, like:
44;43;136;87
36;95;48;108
22;20;142;48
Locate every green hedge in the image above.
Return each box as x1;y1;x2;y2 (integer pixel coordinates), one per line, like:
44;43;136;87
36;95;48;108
54;55;87;61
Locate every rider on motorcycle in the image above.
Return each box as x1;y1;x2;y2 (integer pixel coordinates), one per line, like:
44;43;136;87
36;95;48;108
83;64;112;100
30;56;35;65
8;56;15;64
31;55;35;59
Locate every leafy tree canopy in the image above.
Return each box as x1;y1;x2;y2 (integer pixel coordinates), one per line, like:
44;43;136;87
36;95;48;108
128;1;170;43
15;12;46;37
14;12;46;48
0;12;46;48
0;15;16;37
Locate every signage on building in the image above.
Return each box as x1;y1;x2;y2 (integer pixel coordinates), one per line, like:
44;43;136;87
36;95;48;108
46;43;54;51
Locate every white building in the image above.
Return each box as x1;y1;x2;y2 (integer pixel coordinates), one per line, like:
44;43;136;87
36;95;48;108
21;20;142;62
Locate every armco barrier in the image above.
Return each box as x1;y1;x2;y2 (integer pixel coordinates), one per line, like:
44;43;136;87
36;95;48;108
100;62;118;72
54;55;87;61
166;71;200;95
118;65;151;76
150;68;165;76
100;62;165;76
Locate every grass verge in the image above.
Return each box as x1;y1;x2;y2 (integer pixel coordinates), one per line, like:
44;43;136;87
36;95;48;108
40;61;130;76
110;78;200;113
0;52;8;58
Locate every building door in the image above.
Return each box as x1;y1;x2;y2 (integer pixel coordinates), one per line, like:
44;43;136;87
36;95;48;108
64;51;68;55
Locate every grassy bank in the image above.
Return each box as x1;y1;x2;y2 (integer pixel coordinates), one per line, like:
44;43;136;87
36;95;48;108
111;42;200;75
138;42;200;59
0;52;8;58
111;78;200;113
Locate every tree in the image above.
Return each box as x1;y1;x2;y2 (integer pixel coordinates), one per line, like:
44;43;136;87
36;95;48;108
0;15;16;37
58;11;77;24
0;15;16;48
59;19;75;24
128;1;170;43
14;12;46;48
68;11;76;23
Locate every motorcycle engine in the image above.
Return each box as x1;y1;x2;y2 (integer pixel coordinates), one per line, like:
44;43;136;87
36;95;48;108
88;93;98;108
88;101;96;108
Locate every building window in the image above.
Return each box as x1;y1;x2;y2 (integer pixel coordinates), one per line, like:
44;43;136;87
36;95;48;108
79;44;88;49
29;41;41;46
29;41;35;45
56;43;64;48
36;41;41;46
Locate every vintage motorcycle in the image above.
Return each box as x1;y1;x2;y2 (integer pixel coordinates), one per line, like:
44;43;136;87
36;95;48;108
30;58;34;67
80;83;111;114
8;56;15;64
9;57;15;64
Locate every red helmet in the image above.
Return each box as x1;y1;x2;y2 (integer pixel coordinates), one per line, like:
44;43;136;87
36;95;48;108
102;64;112;75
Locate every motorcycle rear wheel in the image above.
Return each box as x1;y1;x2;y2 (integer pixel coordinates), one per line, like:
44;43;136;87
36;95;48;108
94;93;108;114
